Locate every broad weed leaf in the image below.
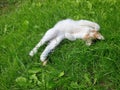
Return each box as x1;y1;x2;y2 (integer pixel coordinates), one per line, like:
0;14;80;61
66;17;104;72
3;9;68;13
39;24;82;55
15;76;27;86
58;71;64;78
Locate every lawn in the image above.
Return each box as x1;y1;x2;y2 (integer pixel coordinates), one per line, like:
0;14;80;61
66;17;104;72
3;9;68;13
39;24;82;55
0;0;120;90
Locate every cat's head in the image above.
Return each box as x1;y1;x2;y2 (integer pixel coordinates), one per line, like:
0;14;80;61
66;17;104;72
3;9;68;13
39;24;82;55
89;30;105;40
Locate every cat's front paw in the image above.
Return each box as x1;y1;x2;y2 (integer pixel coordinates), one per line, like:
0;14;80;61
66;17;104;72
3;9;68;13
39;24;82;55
86;42;92;46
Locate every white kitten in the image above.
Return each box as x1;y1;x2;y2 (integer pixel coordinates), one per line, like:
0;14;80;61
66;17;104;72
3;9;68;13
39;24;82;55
29;19;104;65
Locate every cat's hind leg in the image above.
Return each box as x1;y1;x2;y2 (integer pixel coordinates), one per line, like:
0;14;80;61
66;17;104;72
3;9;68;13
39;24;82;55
29;28;57;57
40;35;64;65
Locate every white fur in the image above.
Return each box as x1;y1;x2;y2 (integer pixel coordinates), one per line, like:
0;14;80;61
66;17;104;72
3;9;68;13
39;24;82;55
29;19;104;62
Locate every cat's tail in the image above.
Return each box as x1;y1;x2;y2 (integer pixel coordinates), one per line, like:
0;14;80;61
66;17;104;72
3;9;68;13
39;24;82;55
29;28;57;57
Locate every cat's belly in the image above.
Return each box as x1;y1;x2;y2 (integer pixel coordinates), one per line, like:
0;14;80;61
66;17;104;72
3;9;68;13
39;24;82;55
72;32;87;39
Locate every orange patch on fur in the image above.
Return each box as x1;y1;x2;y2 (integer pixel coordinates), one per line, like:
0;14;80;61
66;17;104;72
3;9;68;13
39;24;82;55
84;34;90;40
91;30;96;32
93;32;100;39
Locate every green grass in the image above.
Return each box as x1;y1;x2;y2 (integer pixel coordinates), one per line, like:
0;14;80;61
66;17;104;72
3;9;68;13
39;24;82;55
0;0;120;89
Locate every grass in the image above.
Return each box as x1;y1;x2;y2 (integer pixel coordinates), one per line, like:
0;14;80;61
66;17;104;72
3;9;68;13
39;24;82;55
0;0;120;89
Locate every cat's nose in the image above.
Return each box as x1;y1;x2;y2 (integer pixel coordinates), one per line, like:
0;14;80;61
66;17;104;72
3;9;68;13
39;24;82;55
98;35;105;40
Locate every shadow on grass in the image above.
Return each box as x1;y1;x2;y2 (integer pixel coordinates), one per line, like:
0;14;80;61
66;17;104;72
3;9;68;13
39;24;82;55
0;0;22;15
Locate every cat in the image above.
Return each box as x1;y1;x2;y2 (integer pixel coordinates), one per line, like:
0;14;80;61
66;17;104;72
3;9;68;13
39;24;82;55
29;19;104;65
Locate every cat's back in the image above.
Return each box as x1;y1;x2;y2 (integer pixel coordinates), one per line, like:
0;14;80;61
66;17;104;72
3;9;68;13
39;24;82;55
53;19;80;32
54;19;76;27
